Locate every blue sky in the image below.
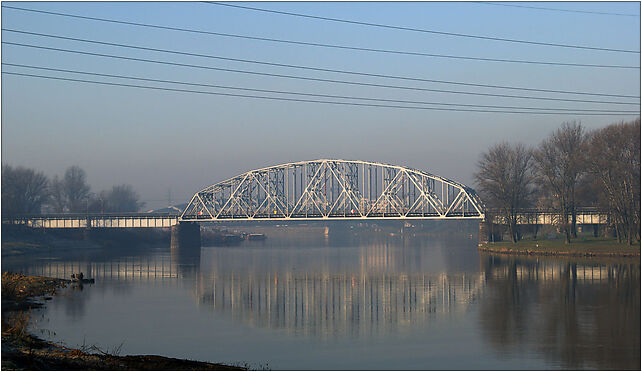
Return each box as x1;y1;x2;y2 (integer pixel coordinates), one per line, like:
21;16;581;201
1;1;640;209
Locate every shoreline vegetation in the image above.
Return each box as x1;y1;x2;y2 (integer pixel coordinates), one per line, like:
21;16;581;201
1;272;245;370
479;236;640;258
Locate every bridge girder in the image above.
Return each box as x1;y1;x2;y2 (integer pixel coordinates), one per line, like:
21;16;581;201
181;159;484;221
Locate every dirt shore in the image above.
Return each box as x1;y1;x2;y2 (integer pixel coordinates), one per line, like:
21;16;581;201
1;272;244;370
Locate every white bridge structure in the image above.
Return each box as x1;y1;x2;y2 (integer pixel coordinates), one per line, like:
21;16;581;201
4;213;179;229
181;159;484;221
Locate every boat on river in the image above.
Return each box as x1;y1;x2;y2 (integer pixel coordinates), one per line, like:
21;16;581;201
246;233;266;241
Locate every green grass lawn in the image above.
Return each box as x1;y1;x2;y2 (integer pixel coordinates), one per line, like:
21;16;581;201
480;236;640;257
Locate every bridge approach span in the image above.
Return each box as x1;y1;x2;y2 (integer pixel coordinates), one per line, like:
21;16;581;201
181;159;484;221
4;213;179;229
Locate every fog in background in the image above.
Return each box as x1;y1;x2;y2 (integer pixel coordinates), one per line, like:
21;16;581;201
2;2;639;210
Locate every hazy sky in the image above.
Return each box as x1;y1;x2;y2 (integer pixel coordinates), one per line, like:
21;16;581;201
2;1;640;210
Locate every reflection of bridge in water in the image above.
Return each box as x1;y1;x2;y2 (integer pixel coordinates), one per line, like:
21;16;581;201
12;245;631;340
195;259;627;337
481;254;632;282
11;243;487;337
19;253;619;286
478;254;639;370
197;271;485;337
487;261;622;282
11;253;183;281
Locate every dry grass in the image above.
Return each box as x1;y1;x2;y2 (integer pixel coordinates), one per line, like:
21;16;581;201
2;311;30;339
1;272;68;301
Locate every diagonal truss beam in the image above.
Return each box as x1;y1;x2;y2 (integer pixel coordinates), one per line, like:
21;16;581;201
181;159;484;221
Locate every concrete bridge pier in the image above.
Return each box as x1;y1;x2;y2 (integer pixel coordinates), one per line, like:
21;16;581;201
479;219;503;244
478;222;489;245
171;222;201;249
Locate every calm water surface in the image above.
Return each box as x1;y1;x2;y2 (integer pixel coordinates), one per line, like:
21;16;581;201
3;223;640;370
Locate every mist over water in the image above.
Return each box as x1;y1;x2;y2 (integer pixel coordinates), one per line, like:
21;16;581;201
4;222;639;370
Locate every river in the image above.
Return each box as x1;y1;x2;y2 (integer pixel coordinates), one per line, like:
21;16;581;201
2;222;640;370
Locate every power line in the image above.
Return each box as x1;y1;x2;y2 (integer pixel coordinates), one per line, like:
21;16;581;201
4;28;639;100
205;2;640;54
480;2;640;17
1;5;638;70
3;71;637;116
4;41;639;106
5;62;638;114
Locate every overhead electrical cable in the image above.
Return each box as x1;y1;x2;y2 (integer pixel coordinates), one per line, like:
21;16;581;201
4;63;638;114
3;71;637;116
3;41;639;106
4;28;639;99
479;2;640;17
1;5;639;69
205;2;640;54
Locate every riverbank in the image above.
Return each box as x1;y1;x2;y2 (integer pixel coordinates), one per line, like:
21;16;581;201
1;224;252;256
2;225;100;257
1;272;244;370
479;237;640;257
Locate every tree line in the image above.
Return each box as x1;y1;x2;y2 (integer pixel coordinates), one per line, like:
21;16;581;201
475;118;640;245
2;165;144;215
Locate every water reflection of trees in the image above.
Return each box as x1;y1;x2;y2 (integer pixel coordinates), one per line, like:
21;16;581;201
479;253;640;370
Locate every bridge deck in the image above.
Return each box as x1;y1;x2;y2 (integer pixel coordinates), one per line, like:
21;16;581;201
182;212;483;221
3;214;180;229
2;209;609;229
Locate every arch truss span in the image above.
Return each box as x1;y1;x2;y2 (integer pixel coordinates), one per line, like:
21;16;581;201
181;159;484;221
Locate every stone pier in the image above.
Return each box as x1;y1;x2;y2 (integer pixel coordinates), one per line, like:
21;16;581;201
479;219;503;245
170;222;201;249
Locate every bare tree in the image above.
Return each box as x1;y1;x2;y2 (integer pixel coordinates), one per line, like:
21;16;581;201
587;118;640;245
48;175;66;213
475;143;535;243
87;194;105;213
62;166;91;213
101;184;145;213
1;164;50;215
534;122;587;244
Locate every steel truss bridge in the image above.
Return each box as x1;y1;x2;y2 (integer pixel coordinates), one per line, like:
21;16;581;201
182;159;484;221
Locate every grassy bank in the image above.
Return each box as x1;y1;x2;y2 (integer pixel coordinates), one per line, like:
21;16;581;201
1;272;244;370
479;237;640;257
